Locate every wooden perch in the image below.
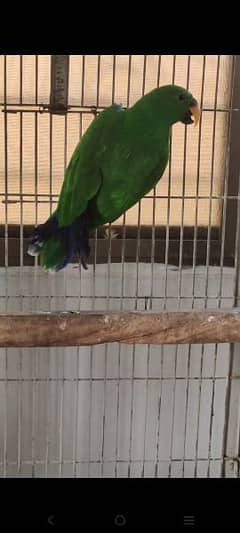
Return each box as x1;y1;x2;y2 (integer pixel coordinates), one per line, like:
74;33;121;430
0;309;240;347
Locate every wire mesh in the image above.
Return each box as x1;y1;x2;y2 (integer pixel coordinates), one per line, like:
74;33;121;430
0;54;240;478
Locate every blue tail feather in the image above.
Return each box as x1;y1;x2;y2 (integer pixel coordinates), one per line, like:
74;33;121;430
28;212;90;271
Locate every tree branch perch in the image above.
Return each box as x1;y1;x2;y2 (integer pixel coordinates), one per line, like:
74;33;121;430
0;309;240;347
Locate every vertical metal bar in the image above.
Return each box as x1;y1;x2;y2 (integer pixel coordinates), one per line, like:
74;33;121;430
128;201;141;477
98;54;112;477
96;55;101;108
163;54;176;310
194;367;205;477
58;330;64;478
179;58;192;478
134;201;142;299
169;55;191;478
73;109;84;478
205;57;220;478
142;184;156;477
72;306;81;477
73;55;86;477
154;371;163;477
142;55;147;96
114;214;126;479
88;57;101;477
156;56;162;87
154;55;176;478
81;55;85;106
177;55;191;305
32;54;39;478
128;58;145;477
129;56;147;478
204;56;220;305
126;55;132;108
217;56;235;306
34;54;39;232
19;56;23;268
221;55;240;478
58;112;69;478
3;54;8;478
112;55;116;105
139;55;150;478
114;55;129;478
44;100;52;478
17;54;23;476
194;56;220;477
224;56;240;262
192;57;207;477
166;55;182;478
186;55;206;477
87;224;97;478
101;222;111;478
207;57;236;478
128;54;147;474
153;54;163;478
221;167;240;463
221;173;240;477
191;56;206;307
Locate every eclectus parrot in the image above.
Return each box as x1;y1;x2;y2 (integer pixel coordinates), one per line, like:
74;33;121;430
28;85;200;271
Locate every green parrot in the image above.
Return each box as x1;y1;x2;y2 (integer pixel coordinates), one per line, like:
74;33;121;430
28;84;200;271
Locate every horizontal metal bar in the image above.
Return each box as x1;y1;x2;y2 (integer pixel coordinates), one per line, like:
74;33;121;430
2;195;240;203
0;240;230;268
1;103;240;113
0;295;237;301
0;224;221;239
0;457;225;467
0;377;229;382
0;309;240;347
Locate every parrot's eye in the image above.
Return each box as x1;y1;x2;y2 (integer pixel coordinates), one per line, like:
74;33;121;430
178;94;185;101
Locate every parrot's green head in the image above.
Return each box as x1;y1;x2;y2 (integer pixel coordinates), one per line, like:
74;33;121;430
137;84;200;128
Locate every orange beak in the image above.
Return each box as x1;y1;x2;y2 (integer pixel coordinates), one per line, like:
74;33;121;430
190;103;201;127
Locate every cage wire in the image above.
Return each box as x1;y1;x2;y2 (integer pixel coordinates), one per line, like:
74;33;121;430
0;54;240;478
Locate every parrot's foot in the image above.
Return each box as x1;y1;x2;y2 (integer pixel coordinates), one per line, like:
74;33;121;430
72;212;91;270
76;238;91;270
77;249;90;270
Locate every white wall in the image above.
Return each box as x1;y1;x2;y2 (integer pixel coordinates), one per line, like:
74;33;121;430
0;264;236;477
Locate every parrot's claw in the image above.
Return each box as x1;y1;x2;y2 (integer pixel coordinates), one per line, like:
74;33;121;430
76;243;90;271
77;252;89;270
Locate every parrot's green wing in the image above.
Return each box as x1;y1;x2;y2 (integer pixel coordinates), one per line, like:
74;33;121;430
57;104;125;227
